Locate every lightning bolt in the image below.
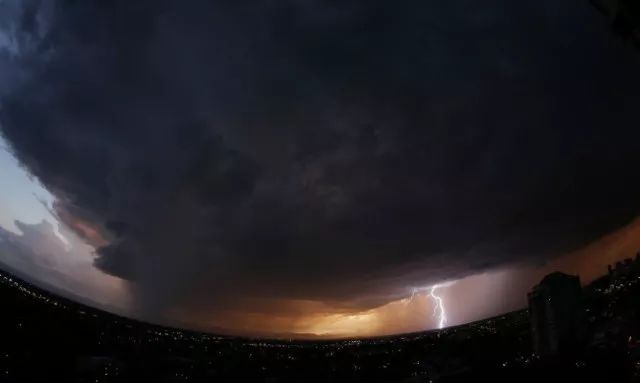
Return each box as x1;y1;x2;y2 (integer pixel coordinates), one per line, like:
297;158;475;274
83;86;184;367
407;282;451;330
429;284;446;329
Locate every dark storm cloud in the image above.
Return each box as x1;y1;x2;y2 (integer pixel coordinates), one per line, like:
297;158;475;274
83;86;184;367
2;0;640;317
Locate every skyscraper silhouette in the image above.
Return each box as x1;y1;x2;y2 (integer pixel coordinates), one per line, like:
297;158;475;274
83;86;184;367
528;272;586;358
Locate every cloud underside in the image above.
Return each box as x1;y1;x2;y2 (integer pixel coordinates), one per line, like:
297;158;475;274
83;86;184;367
1;0;640;325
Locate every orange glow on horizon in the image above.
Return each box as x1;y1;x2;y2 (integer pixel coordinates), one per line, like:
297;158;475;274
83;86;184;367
169;217;640;339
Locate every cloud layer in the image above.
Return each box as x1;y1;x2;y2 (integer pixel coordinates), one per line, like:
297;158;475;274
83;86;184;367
2;0;640;332
0;219;129;311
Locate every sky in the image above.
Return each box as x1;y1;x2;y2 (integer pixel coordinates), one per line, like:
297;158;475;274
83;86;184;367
0;136;57;235
0;135;130;313
1;0;640;338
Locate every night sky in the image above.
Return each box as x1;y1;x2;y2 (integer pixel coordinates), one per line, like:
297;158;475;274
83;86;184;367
1;0;640;338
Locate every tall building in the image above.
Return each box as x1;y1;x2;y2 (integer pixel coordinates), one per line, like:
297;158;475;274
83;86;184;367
528;272;586;358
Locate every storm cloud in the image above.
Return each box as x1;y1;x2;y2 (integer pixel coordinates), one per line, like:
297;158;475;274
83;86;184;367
2;0;640;327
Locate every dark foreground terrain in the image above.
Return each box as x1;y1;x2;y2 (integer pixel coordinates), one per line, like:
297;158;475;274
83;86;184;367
0;265;639;382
